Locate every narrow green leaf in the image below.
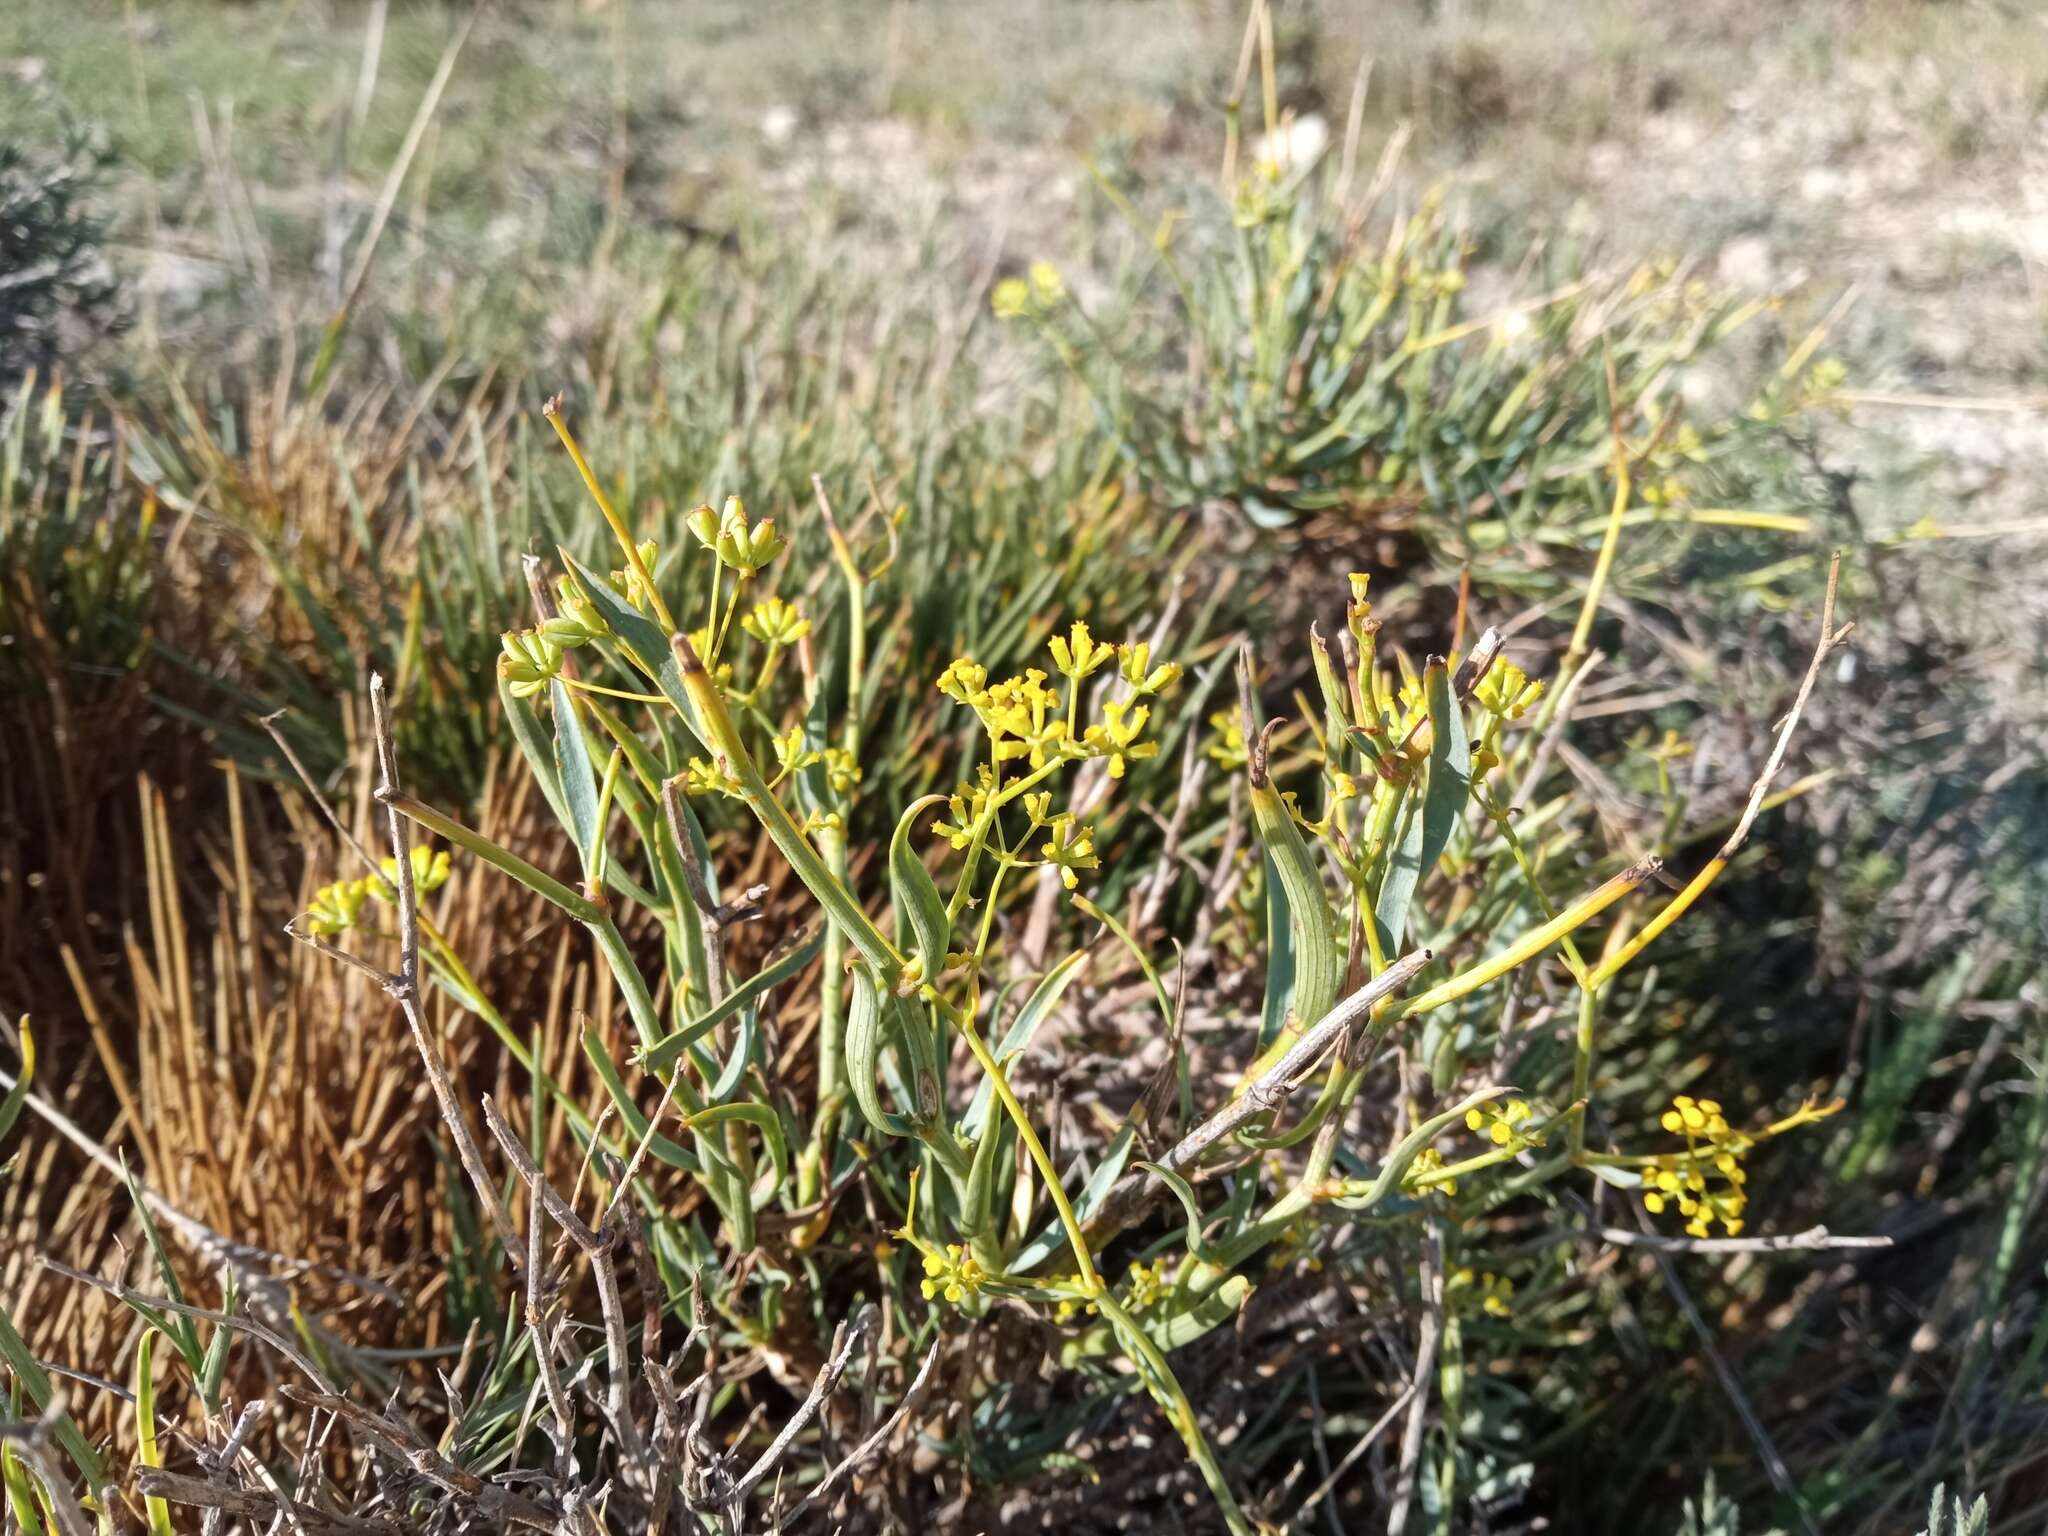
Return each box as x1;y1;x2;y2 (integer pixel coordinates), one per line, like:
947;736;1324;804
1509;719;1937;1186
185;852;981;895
845;965;917;1139
120;1157;200;1367
637;929;822;1073
500;680;571;830
889;796;952;986
559;551;704;747
549;679;602;872
1142;1273;1252;1351
1375;658;1468;952
1;1441;44;1536
1134;1160;1222;1262
389;794;603;924
0;1302;104;1491
1332;1087;1505;1213
685;1103;789;1204
0;1017;31;1145
580;1028;702;1173
1247;728;1341;1043
197;1269;236;1413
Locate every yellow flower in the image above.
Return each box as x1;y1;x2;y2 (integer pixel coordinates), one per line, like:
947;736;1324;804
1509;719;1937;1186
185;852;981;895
683;757;743;799
606;539;664;613
1465;1097;1544;1149
1408;1146;1456;1197
1124;1256;1171;1310
982;669;1070;768
1117;641;1182;696
689;496;785;575
499;629;563;699
1448;1267;1514;1318
990;277;1031;319
935;656;990;707
1040;818;1099;890
932;769;998;850
1474;656;1545;720
364;845;453;904
1048;620;1112;681
1638;1091;1780;1237
303;878;370;936
1028;261;1064;307
741;596;811;647
821;747;861;796
919;1244;988;1306
770;724;821;778
1205;710;1248;771
1084;697;1156;780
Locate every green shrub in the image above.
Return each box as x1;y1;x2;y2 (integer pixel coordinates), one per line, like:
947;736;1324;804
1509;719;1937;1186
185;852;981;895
88;404;1838;1532
0;121;122;387
1000;148;1847;610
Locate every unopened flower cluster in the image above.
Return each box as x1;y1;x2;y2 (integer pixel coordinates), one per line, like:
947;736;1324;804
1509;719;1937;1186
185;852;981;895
303;845;452;937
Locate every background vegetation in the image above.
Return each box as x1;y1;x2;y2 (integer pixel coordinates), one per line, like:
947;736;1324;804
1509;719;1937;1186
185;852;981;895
2;2;2043;1532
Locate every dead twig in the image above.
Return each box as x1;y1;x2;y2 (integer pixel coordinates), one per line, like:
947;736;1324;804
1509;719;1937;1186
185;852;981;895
1385;1224;1444;1536
774;1335;944;1531
366;673;524;1281
1084;950;1432;1247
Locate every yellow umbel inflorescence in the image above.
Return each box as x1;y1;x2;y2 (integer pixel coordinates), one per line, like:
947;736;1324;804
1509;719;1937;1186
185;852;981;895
1466;1097;1545;1150
303;846;452;936
1642;1093;1750;1237
920;1243;990;1306
926;628;1179;897
1448;1266;1515;1318
1637;1092;1843;1239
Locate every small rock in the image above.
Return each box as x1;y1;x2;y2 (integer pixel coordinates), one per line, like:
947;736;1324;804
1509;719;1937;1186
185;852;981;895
759;103;799;147
1716;233;1776;291
1253;113;1328;171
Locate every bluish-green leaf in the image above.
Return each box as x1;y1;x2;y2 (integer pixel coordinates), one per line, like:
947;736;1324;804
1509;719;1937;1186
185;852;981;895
845;964;917;1139
889;796;952;986
560;550;705;750
1374;659;1469;952
637;929;822;1074
550;679;602;876
580;1027;701;1173
501;679;571;831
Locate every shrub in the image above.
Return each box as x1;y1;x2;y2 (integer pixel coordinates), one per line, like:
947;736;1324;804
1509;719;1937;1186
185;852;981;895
0;401;1861;1532
0;121;123;388
999;142;1848;612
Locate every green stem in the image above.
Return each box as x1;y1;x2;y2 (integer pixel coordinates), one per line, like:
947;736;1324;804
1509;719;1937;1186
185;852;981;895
1570;985;1600;1159
386;792;602;924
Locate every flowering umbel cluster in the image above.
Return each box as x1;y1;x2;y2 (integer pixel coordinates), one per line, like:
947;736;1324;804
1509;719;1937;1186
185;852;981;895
929;622;1181;896
1637;1092;1844;1238
302;845;453;937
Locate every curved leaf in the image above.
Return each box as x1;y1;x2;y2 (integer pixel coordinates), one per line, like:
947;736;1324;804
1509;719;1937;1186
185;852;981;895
550;679;602;876
1248;725;1341;1050
889;795;953;985
1134;1159;1222;1262
1375;659;1468;952
580;1027;702;1174
845;964;917;1139
637;929;823;1074
687;1102;789;1205
1331;1086;1505;1213
560;550;704;748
